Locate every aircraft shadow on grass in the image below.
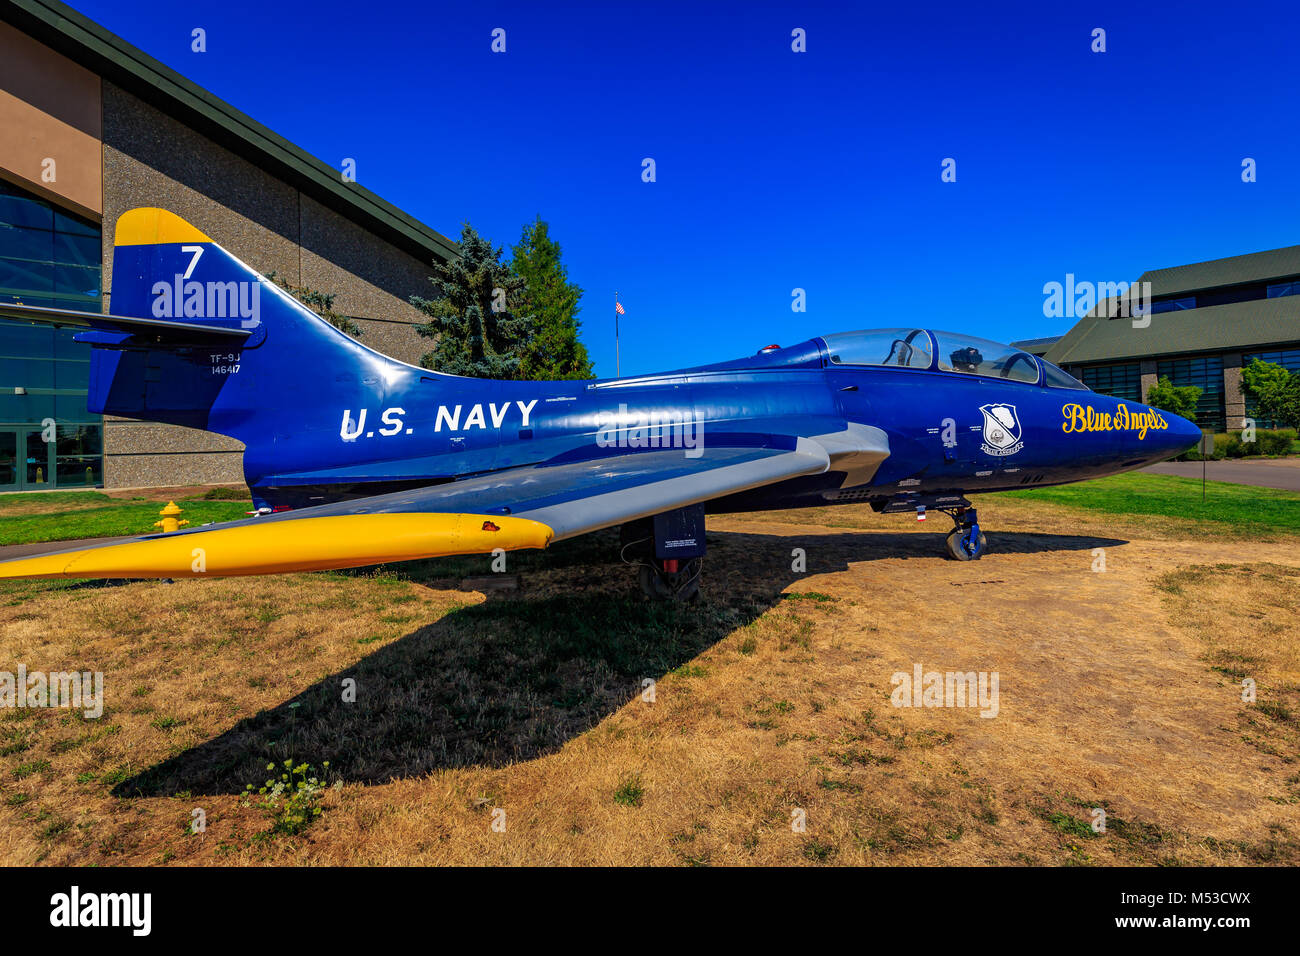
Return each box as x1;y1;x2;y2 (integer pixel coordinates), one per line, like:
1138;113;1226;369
114;526;1125;797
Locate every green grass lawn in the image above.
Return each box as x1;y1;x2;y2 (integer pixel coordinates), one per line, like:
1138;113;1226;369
0;490;251;545
1;472;1297;550
1001;472;1300;538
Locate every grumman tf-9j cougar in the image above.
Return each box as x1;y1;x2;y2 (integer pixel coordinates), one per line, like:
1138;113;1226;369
0;209;1200;599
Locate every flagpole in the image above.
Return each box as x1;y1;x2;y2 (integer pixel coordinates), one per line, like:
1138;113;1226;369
615;290;620;378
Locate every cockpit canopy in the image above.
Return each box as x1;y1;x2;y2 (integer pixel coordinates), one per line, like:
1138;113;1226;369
931;330;1039;383
823;328;933;369
819;328;1088;389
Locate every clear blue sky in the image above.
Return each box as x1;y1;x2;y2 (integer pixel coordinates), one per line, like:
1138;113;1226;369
71;0;1300;377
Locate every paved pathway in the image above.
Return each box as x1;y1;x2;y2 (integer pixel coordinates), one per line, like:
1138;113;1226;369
1142;458;1300;491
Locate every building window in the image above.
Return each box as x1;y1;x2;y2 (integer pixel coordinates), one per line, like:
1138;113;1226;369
1241;348;1300;429
1157;355;1225;431
1244;348;1300;374
0;178;102;490
1265;281;1300;299
1079;362;1142;402
1150;296;1196;314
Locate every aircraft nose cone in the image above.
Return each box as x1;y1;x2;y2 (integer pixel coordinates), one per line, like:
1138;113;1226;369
1162;410;1201;459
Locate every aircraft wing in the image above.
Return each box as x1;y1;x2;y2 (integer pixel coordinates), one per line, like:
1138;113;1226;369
0;432;882;580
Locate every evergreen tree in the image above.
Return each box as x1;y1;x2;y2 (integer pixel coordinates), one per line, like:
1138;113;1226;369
511;217;593;380
264;271;362;338
412;223;535;378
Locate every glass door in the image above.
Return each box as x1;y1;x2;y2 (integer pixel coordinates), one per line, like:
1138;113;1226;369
0;431;17;490
23;429;53;488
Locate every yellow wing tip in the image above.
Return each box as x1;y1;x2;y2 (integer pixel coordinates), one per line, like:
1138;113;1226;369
114;208;212;246
481;515;554;552
0;513;554;580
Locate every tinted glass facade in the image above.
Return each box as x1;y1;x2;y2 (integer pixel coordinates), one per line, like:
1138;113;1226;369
1158;356;1225;431
0;179;102;489
1079;362;1142;402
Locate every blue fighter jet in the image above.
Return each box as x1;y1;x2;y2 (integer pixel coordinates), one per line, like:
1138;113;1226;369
0;209;1200;599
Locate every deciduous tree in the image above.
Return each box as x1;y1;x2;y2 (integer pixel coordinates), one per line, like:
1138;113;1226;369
1241;358;1300;428
1145;376;1201;421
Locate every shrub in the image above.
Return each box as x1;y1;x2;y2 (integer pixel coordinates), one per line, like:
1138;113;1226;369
1254;428;1297;456
1221;432;1246;458
1178;434;1226;461
1178;428;1298;460
201;486;250;500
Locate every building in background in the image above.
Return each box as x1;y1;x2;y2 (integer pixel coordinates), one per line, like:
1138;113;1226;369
0;0;456;491
1039;246;1300;432
1006;335;1059;358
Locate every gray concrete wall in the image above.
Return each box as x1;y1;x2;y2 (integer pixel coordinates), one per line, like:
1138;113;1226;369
1222;352;1245;430
1139;359;1157;403
99;82;440;488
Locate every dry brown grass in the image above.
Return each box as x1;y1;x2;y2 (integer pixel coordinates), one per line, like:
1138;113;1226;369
1155;563;1300;802
0;497;1297;865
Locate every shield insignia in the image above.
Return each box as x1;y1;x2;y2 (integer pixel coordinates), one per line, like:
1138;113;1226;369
979;404;1021;451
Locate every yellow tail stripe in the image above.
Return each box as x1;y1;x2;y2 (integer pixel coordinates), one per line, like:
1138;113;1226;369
0;513;552;580
114;208;212;246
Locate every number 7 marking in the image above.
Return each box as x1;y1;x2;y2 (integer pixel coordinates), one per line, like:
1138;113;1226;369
181;245;204;279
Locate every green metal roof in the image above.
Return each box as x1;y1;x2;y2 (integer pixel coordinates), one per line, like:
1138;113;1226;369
1043;295;1300;366
1140;244;1300;296
0;0;458;264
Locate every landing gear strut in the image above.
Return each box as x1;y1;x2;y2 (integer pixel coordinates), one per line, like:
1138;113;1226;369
942;506;986;561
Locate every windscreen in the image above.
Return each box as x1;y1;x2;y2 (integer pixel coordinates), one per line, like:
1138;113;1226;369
1040;359;1089;390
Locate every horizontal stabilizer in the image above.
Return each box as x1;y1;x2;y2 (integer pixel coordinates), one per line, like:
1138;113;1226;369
0;302;251;343
0;513;553;579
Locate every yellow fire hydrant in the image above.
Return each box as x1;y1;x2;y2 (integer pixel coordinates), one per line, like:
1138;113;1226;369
153;501;189;533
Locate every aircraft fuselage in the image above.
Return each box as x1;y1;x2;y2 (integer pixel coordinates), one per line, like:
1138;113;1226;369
241;333;1198;513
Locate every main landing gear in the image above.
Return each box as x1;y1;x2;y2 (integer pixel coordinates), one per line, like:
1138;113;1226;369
637;558;703;602
942;506;987;561
621;505;707;602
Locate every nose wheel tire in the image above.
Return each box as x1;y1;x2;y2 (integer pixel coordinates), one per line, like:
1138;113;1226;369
946;528;987;561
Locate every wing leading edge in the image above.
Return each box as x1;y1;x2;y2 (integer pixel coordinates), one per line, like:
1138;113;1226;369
0;435;873;580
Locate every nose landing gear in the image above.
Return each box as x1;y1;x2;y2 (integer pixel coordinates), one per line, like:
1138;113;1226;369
942;506;986;560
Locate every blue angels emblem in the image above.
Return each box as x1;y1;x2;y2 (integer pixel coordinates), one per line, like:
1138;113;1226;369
979;403;1024;456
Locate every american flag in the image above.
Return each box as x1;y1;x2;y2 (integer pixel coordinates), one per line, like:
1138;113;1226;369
615;301;625;315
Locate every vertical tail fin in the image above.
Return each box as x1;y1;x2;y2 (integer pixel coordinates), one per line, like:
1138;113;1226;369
95;208;407;483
